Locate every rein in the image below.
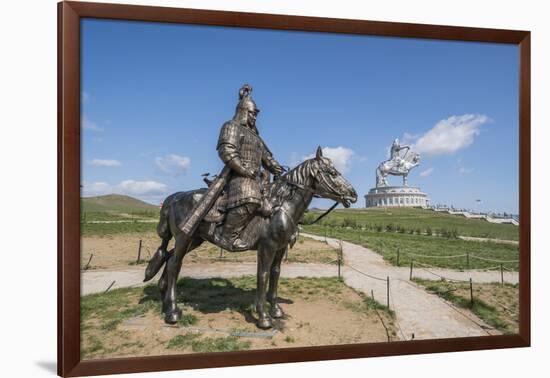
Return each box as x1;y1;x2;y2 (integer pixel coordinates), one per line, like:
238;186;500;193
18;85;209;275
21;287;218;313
304;201;339;225
276;175;339;226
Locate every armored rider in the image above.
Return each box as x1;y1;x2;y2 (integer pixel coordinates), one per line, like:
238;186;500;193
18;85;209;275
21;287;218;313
216;84;284;250
390;138;410;171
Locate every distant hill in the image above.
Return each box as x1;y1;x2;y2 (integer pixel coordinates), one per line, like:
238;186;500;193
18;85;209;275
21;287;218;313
81;194;159;213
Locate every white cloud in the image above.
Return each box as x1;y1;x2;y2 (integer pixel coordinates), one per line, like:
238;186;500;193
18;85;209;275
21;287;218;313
155;154;191;175
459;167;473;174
88;159;121;167
82;116;103;132
82;180;168;197
304;146;355;173
419;167;434;177
81;91;89;103
409;114;489;156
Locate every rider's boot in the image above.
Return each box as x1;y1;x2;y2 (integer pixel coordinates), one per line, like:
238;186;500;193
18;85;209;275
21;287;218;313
216;203;259;251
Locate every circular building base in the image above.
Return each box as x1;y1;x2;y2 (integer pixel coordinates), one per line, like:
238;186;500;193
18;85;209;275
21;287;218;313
365;186;429;208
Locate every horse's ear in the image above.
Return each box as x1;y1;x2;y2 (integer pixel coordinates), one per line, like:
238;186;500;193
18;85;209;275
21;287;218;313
315;146;323;160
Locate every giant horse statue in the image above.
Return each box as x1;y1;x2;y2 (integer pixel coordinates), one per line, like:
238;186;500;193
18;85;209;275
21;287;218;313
144;147;357;329
376;151;420;187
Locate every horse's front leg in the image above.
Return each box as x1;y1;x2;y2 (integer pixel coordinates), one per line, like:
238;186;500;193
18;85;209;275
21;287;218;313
267;247;287;319
256;243;276;329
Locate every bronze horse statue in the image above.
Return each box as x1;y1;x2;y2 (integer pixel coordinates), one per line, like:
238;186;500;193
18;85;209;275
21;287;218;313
144;147;357;329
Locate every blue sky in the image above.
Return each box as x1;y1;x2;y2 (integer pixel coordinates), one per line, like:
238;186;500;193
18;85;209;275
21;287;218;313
81;19;519;214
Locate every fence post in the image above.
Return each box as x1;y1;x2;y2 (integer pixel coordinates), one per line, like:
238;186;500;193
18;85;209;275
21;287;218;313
409;260;414;280
337;256;341;280
469;278;474;307
371;289;374;300
136;239;142;263
386;276;390;308
466;253;470;270
396;247;400;266
500;263;504;285
84;254;94;270
219;247;224;259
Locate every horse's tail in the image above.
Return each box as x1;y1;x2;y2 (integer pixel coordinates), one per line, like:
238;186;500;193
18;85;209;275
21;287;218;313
144;195;175;282
157;198;172;241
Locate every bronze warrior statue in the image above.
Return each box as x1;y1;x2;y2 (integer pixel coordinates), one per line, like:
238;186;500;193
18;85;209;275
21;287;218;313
215;84;284;250
144;84;357;329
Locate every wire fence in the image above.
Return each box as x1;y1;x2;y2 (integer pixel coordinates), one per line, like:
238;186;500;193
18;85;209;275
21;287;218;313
97;235;513;339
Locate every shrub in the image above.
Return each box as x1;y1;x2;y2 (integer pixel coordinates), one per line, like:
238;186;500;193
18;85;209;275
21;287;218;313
426;227;433;236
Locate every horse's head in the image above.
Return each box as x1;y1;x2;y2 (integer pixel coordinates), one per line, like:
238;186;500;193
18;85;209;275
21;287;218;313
308;146;358;208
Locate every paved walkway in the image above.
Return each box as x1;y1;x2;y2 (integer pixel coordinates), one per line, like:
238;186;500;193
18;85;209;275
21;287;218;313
302;233;518;340
81;262;335;296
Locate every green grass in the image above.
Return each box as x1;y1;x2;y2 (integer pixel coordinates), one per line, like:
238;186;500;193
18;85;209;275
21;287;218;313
81;221;157;236
81;211;159;222
303;225;518;271
167;333;251;352
305;207;518;241
413;279;519;334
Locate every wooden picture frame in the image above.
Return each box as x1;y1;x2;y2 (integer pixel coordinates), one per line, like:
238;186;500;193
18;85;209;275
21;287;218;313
58;1;530;376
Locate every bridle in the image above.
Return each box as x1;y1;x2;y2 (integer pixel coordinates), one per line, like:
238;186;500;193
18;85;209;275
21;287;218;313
275;166;341;226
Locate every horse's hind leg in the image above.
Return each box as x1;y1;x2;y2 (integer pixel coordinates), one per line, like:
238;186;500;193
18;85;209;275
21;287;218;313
267;246;287;319
162;234;204;324
159;237;202;310
256;243;277;329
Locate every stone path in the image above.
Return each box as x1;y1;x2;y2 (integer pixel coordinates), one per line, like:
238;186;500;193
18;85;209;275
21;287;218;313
302;233;518;340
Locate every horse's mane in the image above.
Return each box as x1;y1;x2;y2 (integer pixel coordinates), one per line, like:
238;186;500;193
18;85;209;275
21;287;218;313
268;159;314;205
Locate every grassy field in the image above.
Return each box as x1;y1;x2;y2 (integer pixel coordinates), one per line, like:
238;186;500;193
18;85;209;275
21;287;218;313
305;208;518;241
81;276;396;359
413;279;519;334
81;220;157;236
303;225;519;271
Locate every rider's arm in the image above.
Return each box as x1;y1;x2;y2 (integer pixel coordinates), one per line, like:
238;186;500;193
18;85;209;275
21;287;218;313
262;150;283;175
217;122;255;179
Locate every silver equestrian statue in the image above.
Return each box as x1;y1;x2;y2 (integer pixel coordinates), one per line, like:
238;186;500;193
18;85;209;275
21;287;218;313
376;138;421;187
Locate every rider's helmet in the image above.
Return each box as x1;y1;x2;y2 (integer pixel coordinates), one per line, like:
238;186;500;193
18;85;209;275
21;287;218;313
393;138;399;146
233;84;260;126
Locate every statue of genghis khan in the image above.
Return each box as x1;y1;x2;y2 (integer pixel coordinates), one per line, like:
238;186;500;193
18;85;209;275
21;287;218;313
390;138;410;170
376;138;420;187
215;84;284;250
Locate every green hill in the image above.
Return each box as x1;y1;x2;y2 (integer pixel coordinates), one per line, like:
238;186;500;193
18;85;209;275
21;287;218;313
81;194;159;213
306;207;518;241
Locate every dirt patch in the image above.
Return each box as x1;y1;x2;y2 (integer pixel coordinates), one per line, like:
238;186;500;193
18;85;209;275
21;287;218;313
81;233;339;270
81;276;395;360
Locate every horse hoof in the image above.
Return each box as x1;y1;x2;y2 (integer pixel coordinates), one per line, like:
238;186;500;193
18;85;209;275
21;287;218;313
257;317;273;329
164;308;182;324
270;306;284;319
